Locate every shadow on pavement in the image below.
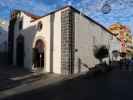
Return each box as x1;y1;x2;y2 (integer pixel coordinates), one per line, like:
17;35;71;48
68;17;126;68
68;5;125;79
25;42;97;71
0;65;49;91
2;61;133;100
2;67;114;100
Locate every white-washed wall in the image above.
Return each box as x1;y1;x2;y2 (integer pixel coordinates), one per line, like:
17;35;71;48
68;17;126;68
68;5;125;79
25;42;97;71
13;12;51;72
74;12;112;73
53;11;62;74
25;16;51;72
33;16;50;72
13;12;33;68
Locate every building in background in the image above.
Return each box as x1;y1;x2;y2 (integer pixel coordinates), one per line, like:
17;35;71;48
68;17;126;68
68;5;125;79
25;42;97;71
8;6;120;75
108;23;133;57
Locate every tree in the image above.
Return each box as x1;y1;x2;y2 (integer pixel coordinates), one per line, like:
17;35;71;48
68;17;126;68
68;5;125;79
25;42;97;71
93;45;109;63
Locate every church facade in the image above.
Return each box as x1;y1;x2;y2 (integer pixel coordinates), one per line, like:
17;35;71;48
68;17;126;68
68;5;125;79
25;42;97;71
8;6;120;75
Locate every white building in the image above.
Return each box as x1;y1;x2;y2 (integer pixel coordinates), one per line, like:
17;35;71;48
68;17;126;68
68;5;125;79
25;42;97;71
110;36;121;61
8;6;120;75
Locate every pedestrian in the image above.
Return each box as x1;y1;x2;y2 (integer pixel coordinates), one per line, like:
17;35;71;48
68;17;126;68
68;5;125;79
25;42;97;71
129;57;133;71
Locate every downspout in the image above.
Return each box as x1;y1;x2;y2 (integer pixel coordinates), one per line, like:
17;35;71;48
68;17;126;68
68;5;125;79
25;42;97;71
50;13;55;73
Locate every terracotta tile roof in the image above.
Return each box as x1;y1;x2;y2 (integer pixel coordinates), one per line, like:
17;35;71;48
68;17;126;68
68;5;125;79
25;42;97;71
22;11;41;20
14;9;41;20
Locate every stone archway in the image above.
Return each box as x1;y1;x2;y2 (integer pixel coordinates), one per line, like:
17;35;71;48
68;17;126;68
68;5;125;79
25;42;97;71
16;34;24;67
32;39;45;72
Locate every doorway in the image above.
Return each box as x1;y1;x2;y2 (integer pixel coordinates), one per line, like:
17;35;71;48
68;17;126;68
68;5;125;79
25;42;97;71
16;35;24;67
33;39;45;71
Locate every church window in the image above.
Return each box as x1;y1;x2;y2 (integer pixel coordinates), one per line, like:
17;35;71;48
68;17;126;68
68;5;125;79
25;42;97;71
37;21;43;31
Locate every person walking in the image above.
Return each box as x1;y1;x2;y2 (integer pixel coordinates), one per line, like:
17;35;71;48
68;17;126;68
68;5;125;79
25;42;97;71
129;57;133;71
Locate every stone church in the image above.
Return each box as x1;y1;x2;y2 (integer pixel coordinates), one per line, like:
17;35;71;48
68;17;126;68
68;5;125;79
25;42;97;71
8;6;120;75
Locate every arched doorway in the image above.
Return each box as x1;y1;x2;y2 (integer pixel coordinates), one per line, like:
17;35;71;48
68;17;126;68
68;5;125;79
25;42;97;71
112;50;120;61
33;39;45;71
16;35;24;67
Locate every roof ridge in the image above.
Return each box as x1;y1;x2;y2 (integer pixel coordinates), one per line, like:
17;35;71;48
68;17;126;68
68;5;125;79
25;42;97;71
12;5;119;40
13;9;41;19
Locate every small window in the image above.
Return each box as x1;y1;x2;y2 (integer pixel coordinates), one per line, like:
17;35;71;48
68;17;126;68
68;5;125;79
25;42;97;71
19;19;23;30
37;21;43;31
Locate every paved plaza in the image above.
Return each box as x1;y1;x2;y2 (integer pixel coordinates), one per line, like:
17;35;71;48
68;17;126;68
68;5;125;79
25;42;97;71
1;65;133;100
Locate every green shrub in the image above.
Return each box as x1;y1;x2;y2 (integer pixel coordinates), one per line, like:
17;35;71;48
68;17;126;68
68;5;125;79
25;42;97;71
93;45;109;63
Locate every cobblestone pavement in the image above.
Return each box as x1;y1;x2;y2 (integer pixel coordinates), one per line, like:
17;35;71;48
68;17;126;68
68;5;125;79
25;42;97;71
3;66;133;100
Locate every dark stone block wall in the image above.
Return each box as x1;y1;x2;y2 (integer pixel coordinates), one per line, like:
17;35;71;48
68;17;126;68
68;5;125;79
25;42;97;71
61;8;75;75
8;17;17;65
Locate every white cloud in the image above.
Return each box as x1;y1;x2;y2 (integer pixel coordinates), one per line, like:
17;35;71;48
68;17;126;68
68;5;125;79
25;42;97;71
73;0;133;33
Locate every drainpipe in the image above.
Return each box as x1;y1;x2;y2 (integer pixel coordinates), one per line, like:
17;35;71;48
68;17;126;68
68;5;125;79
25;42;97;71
50;13;55;73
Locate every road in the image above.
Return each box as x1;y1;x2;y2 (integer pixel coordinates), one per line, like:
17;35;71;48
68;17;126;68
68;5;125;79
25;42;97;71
4;68;133;100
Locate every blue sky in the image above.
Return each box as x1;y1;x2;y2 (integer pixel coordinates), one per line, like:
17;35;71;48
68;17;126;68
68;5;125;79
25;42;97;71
0;0;133;33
